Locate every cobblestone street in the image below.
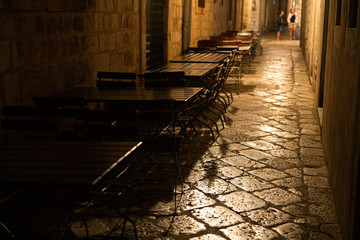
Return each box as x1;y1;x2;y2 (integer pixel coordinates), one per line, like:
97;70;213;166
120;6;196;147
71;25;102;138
68;33;341;240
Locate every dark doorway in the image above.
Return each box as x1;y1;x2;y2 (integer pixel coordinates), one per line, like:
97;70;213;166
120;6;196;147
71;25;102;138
319;0;330;108
146;0;166;70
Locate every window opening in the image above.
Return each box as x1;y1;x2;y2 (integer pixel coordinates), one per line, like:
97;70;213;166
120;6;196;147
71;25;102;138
348;0;358;28
198;0;205;8
336;0;342;25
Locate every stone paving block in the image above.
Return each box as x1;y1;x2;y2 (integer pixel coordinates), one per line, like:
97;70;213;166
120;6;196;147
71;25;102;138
257;125;280;133
268;149;299;158
320;223;341;238
302;155;326;167
300;136;322;148
205;145;238;158
304;166;328;176
184;169;207;183
219;143;249;152
195;177;238;195
190;234;227;240
284;158;301;167
239;149;271;160
249;168;288;181
241;140;279;150
308;187;334;205
200;158;228;170
261;135;288;143
309;204;338;223
275;141;299;150
246;207;292;227
309;231;336;239
180;189;216;211
192;205;244;228
243;130;271;138
272;177;302;188
230;175;274;192
157;215;206;236
217;191;266;213
301;128;321;135
281;204;307;217
253;188;301;205
220;223;279;239
304;176;329;188
221;155;266;169
274;125;300;134
273;223;305;239
301;147;324;156
217;166;245;179
262;158;299;170
127;216;165;238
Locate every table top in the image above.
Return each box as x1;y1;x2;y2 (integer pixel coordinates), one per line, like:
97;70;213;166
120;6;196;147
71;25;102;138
217;45;251;51
49;87;203;103
170;53;230;63
0;141;142;186
147;63;219;80
238;45;252;51
154;62;219;70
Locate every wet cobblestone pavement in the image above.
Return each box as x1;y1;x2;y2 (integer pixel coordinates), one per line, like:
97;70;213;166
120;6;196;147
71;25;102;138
73;34;341;239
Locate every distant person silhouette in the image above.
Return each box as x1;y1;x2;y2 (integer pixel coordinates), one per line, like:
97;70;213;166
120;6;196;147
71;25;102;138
277;11;284;41
287;8;297;40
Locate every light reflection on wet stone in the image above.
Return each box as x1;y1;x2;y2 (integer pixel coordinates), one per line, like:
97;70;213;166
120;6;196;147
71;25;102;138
64;35;340;239
218;191;266;212
192;206;244;227
220;223;279;239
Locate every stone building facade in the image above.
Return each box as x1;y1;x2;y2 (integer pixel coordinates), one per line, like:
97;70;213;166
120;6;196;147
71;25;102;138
0;0;141;106
0;0;245;106
301;0;360;239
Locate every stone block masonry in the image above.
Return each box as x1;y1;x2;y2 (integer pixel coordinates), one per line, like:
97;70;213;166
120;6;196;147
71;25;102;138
0;0;140;106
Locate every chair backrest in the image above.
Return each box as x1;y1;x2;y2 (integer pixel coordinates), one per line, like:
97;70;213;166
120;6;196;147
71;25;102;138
96;71;136;88
144;71;186;88
197;40;220;48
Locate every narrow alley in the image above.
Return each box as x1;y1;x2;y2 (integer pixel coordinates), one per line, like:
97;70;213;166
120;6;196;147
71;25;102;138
66;33;341;240
1;1;359;239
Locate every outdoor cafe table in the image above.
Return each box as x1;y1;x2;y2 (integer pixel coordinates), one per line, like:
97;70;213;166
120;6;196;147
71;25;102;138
48;87;203;104
41;86;204;142
146;63;219;86
0;141;142;186
216;44;251;53
169;52;230;64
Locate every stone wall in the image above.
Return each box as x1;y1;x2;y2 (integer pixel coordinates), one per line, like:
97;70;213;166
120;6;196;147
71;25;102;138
190;0;215;47
0;0;140;107
301;0;360;238
167;0;183;61
190;0;234;47
300;0;323;87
